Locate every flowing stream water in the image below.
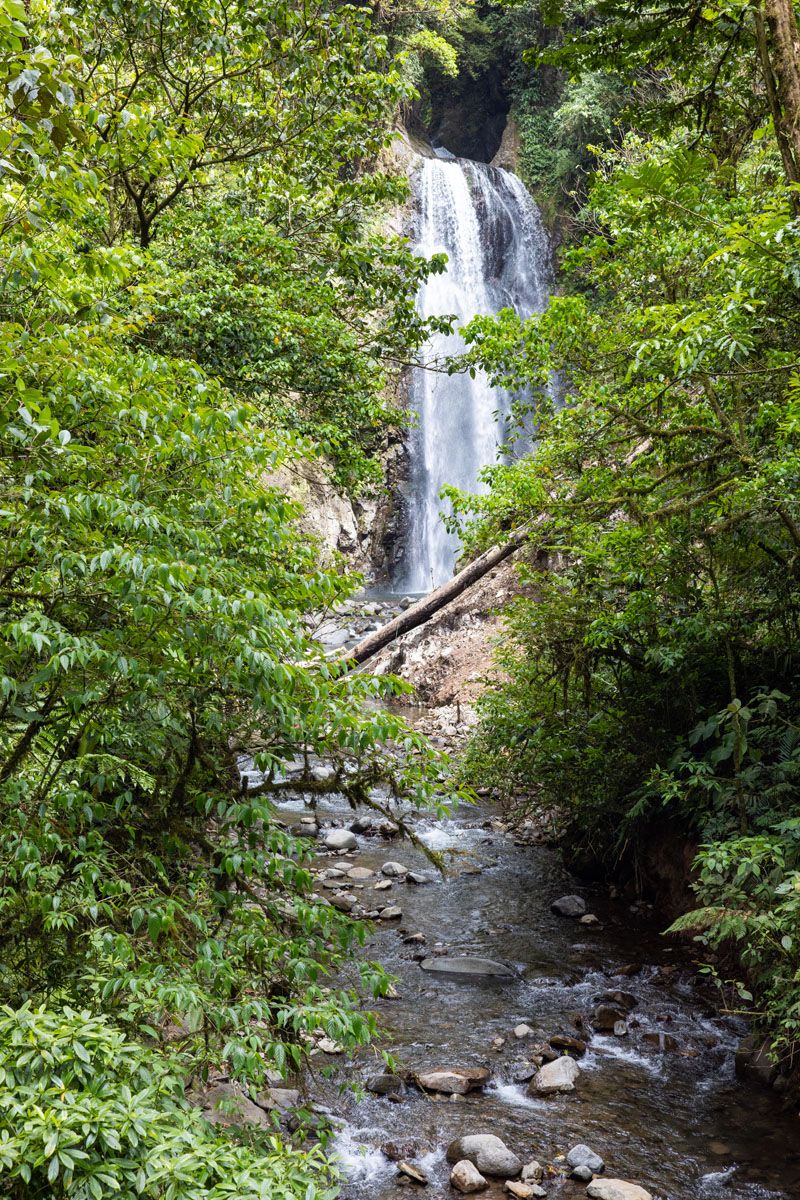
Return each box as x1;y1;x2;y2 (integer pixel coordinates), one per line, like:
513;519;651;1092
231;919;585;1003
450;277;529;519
401;153;550;592
277;784;799;1200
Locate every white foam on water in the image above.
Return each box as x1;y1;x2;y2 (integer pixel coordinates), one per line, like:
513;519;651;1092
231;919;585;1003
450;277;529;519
700;1167;738;1192
584;1035;666;1077
331;1126;395;1185
487;1080;545;1111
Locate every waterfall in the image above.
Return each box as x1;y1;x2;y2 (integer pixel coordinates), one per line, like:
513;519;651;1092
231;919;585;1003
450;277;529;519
400;154;550;593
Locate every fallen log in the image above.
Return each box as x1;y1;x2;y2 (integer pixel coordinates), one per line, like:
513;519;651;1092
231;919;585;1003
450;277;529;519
347;521;539;667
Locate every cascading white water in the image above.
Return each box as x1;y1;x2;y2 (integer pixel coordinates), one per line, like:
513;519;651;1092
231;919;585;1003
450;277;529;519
400;153;550;592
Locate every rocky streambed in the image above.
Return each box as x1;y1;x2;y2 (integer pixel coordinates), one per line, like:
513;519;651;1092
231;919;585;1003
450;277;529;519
269;783;799;1200
239;594;800;1198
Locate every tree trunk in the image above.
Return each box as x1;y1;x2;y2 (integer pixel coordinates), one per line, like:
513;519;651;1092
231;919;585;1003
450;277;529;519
764;0;800;188
346;521;542;667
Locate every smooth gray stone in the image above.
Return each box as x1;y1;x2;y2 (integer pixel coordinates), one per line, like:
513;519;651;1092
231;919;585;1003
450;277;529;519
420;956;518;980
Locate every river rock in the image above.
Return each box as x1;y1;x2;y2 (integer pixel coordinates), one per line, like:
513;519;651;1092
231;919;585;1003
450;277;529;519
366;1073;405;1096
446;1135;522;1178
549;1034;587;1056
450;1160;488;1194
613;1021;628;1037
398;1161;428;1185
374;879;392;890
591;1005;629;1031
514;1024;534;1039
505;1183;541;1199
510;1061;540;1083
586;1181;652;1200
567;1143;605;1174
347;866;374;881
572;1165;593;1182
378;905;403;920
416;1067;491;1095
580;913;600;925
329;892;357;912
324;829;357;851
521;1161;544;1183
407;871;433;884
596;989;638;1010
381;861;408;877
420;957;517;980
529;1055;580;1094
201;1082;270;1128
550;895;586;918
258;1086;300;1110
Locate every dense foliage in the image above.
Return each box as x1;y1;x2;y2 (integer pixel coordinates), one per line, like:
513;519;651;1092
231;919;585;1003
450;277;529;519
0;0;449;1194
458;2;800;1056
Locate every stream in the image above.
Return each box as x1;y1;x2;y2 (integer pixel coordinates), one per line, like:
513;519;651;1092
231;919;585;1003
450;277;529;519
270;767;799;1200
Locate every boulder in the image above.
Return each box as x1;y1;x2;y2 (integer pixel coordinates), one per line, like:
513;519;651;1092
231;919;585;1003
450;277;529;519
381;861;409;877
201;1082;270;1128
323;829;357;851
567;1144;604;1174
586;1181;652;1200
550;895;586;918
420;957;518;980
529;1055;580;1094
416;1067;491;1095
450;1160;488;1194
446;1135;522;1178
258;1087;300;1110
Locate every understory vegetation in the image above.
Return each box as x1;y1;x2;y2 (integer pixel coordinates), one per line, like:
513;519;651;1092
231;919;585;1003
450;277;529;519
456;2;800;1061
0;0;452;1194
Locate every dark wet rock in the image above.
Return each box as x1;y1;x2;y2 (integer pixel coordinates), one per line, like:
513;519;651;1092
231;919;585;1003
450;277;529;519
323;828;357;851
567;1144;605;1174
329;892;357;912
596;989;638;1010
615;963;643;977
549;1034;587;1056
398;1161;428;1185
529;1055;580;1094
587;1181;652;1200
642;1031;679;1052
446;1134;522;1178
403;932;427;944
735;1035;779;1087
550;895;586;918
591;1005;630;1032
420;957;518;980
450;1159;488;1194
366;1073;405;1096
416;1066;491;1095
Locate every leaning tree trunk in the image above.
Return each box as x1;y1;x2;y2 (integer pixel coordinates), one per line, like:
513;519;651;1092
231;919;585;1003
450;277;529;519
763;0;800;189
347;521;543;667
